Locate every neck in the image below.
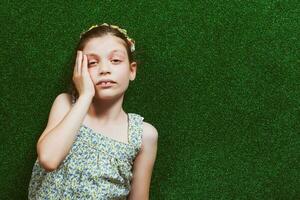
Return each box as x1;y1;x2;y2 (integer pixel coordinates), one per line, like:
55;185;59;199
87;94;127;125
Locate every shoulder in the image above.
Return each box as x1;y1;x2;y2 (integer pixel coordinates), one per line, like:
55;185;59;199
141;121;158;148
55;92;73;107
49;92;73;112
57;92;72;100
36;93;73;145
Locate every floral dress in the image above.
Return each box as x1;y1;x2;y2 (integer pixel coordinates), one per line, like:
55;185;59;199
28;108;144;199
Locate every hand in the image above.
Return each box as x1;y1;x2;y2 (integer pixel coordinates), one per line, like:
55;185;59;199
72;50;95;99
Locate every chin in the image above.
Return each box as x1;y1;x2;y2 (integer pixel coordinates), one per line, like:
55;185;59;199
95;91;124;101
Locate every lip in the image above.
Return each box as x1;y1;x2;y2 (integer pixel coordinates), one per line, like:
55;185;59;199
97;81;116;88
97;79;116;85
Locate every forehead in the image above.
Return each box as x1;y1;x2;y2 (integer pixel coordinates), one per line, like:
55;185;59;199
83;35;127;57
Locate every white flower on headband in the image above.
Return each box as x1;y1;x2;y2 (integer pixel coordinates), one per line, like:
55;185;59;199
128;38;135;52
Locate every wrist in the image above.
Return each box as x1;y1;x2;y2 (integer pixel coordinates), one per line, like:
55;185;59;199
78;94;94;102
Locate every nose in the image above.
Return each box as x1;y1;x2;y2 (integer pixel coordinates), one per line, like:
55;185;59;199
97;61;111;75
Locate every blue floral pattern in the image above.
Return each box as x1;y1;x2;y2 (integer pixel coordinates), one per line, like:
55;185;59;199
28;112;144;199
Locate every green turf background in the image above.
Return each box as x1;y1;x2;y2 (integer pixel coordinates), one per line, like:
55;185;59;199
1;0;299;199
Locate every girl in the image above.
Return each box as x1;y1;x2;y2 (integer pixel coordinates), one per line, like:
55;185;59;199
28;23;158;199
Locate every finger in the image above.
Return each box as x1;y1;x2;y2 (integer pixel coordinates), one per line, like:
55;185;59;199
77;51;83;75
74;50;80;75
82;54;88;75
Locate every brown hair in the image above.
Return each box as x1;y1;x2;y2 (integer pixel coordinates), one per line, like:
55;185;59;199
66;23;137;103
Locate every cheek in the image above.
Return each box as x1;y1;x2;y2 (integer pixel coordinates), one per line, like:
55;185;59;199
117;69;130;81
88;67;97;74
88;69;97;81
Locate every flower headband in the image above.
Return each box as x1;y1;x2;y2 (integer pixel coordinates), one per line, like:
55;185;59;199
80;23;135;52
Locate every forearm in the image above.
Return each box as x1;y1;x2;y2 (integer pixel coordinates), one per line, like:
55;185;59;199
37;95;92;171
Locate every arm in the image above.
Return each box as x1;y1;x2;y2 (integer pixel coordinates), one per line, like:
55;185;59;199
128;122;158;200
38;51;95;172
37;93;92;172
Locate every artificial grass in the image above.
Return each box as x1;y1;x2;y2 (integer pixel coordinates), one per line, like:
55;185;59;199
1;0;299;199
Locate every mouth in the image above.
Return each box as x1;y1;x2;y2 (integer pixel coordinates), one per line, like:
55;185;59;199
97;81;116;87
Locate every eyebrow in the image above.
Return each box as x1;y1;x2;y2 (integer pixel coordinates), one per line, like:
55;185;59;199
86;50;125;58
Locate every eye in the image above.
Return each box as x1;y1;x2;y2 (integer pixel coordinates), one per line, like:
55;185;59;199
88;61;97;65
111;59;121;63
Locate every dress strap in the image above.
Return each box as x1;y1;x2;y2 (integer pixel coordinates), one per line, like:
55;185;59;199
128;113;144;153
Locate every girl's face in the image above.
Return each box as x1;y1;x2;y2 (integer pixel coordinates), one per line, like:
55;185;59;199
82;35;137;100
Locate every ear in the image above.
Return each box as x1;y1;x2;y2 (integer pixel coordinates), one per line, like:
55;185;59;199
129;61;137;81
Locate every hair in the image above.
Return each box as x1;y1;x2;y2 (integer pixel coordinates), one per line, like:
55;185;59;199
66;23;137;103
